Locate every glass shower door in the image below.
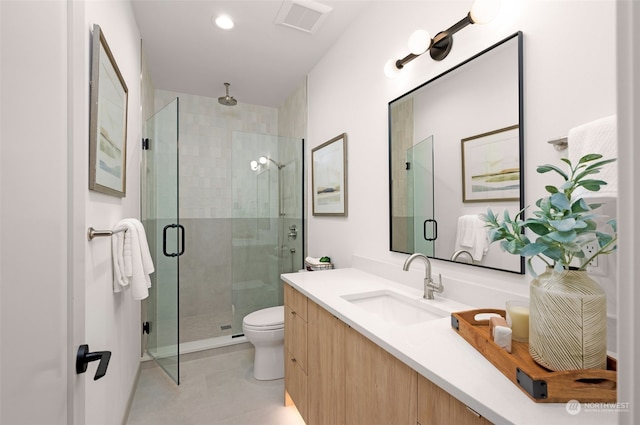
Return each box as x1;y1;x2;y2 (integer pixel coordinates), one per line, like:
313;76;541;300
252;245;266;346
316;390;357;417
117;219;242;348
230;132;304;335
408;135;435;256
142;98;180;384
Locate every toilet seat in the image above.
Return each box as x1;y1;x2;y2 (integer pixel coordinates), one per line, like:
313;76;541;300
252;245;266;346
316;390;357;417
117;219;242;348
243;305;284;331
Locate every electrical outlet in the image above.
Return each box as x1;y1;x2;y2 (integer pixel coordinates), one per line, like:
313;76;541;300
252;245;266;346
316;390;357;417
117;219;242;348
584;242;607;276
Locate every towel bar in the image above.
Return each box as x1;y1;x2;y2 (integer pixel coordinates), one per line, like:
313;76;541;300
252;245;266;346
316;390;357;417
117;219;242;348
87;226;126;241
547;137;568;151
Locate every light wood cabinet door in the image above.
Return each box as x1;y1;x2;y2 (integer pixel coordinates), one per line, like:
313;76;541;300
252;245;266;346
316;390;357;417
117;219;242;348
345;328;418;425
284;285;308;372
418;375;493;425
284;284;308;422
285;283;307;320
307;300;346;425
285;305;307;372
285;347;308;421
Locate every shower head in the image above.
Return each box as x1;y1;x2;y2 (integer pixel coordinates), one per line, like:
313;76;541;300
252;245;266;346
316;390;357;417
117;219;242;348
259;156;284;169
218;82;237;106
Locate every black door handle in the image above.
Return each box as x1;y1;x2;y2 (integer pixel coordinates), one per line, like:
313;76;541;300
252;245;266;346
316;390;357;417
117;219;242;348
162;224;185;257
76;344;111;381
423;219;438;241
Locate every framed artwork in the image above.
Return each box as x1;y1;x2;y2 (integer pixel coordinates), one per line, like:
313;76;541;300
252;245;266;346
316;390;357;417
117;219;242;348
89;24;128;197
312;133;348;216
461;125;520;203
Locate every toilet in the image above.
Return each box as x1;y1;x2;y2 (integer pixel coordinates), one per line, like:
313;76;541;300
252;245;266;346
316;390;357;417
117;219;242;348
242;305;285;380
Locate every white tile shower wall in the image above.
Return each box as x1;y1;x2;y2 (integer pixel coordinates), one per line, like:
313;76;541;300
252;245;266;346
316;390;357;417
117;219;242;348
155;90;279;220
153;86;307;342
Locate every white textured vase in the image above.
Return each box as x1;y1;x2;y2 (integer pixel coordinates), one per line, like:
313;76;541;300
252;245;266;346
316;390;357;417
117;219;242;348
529;268;607;371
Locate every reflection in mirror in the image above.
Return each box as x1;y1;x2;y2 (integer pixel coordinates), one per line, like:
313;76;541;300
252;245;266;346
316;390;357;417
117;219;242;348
389;32;524;274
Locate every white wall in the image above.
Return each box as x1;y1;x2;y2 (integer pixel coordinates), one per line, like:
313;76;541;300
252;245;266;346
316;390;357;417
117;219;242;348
308;1;616;282
82;1;143;424
616;1;640;422
1;1;71;423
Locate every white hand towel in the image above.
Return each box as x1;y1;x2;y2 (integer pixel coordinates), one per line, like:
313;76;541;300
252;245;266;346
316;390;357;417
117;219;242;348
125;218;154;277
111;223;128;292
455;215;489;261
456;216;475;247
567;115;617;198
111;218;155;300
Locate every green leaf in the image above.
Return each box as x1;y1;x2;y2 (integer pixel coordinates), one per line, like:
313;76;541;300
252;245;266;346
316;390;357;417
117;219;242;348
607;219;617;232
549;218;576;231
520;243;547;256
595;232;615;247
577;179;607;191
537;164;569;180
571;198;591;213
541;244;564;262
526;222;550;236
584;158;616;171
549;193;570;211
547;230;577;243
545;185;559;194
579;153;604;163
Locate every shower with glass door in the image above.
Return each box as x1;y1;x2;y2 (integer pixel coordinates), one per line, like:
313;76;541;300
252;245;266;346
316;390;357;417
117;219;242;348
142;95;304;384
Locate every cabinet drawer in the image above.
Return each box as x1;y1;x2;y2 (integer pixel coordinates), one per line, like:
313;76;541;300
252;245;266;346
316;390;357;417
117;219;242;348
285;348;308;422
285;305;307;372
284;283;307;321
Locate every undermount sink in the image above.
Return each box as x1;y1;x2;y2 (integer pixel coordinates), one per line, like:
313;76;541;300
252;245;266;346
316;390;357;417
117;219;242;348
341;289;448;326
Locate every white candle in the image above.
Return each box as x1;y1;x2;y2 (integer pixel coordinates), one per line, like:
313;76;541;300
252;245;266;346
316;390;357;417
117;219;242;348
506;301;530;342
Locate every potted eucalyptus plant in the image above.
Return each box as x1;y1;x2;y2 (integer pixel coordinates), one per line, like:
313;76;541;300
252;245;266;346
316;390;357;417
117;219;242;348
481;153;617;371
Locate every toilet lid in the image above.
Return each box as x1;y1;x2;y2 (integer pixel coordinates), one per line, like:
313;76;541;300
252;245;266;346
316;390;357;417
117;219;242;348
243;306;284;329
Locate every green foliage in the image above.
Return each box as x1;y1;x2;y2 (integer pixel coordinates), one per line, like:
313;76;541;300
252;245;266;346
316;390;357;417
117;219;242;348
480;154;617;275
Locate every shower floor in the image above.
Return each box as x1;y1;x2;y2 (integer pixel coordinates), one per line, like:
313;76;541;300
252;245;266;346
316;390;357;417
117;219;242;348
180;311;235;343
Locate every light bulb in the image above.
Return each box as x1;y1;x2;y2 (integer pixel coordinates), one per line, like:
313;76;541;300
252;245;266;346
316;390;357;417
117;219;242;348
408;30;431;55
214;15;234;30
384;59;401;78
259;156;268;165
250;160;258;171
469;0;501;24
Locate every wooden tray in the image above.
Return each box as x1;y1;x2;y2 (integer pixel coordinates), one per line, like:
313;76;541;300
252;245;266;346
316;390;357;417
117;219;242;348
451;309;617;403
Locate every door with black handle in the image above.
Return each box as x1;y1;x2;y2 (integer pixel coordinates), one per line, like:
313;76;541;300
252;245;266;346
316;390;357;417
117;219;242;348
76;344;111;380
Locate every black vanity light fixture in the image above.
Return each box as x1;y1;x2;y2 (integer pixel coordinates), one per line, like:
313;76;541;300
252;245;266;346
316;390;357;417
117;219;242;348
384;0;501;77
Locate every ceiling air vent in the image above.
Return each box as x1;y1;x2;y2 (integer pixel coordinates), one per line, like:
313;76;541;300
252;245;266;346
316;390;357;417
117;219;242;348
274;0;333;34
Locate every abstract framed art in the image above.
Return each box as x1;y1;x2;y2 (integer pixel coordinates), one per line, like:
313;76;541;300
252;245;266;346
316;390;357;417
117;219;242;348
461;125;520;203
312;133;348;216
89;24;128;197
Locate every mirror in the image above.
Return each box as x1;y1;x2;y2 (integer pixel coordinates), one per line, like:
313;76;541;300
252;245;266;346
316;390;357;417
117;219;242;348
389;32;524;274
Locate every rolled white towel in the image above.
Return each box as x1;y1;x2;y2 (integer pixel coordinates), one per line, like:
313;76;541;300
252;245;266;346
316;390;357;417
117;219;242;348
305;256;324;266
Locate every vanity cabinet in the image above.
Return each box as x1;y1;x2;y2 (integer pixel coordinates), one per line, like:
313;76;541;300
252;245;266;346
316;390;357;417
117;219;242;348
307;300;346;425
418;375;493;425
284;284;308;422
345;328;418;425
284;283;492;425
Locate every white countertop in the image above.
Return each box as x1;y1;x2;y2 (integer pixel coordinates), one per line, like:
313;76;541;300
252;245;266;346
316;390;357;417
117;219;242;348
281;268;617;425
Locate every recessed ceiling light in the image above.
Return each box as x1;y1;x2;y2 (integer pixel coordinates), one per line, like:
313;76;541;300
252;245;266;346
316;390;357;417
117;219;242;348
214;15;234;30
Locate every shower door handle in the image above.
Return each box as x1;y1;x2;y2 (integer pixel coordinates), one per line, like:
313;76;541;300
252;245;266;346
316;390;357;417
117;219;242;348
423;219;437;241
163;223;185;257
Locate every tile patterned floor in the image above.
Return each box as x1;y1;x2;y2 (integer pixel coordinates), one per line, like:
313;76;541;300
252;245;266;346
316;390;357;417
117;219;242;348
127;346;305;425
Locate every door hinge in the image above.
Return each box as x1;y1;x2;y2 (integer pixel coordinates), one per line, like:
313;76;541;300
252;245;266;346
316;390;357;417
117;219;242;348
142;138;150;150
